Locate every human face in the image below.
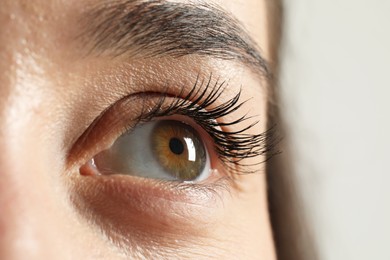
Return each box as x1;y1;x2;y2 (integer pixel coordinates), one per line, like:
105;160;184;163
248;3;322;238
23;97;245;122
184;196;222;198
0;0;276;259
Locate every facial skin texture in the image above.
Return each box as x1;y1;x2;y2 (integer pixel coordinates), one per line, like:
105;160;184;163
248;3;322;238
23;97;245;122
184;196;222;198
0;0;276;259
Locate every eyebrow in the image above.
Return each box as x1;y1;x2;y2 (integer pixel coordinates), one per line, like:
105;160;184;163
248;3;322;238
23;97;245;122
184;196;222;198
81;0;270;78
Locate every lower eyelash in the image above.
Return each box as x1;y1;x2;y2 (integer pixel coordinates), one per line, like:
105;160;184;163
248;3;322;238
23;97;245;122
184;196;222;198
137;75;278;174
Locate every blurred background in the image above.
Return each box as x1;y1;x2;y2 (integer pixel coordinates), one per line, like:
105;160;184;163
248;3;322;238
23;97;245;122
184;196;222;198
279;0;390;259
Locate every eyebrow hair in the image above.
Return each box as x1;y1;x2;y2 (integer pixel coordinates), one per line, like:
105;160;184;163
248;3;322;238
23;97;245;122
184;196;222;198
81;0;270;78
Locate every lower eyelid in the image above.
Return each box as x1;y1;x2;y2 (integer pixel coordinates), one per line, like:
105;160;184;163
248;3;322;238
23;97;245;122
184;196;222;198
71;174;226;243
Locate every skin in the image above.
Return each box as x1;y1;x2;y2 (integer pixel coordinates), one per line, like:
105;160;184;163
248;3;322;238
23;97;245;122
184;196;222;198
0;0;275;259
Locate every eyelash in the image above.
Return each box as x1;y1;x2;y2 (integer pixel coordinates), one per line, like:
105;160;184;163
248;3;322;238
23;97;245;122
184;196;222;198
132;75;274;174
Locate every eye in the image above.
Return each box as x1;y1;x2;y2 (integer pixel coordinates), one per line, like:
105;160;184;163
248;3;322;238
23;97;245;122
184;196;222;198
83;119;212;182
72;78;271;188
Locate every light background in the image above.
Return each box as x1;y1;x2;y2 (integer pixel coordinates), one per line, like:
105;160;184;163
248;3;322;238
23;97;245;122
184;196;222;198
279;0;390;259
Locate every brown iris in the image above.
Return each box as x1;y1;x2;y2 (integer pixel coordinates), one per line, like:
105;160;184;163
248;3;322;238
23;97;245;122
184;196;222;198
151;120;206;181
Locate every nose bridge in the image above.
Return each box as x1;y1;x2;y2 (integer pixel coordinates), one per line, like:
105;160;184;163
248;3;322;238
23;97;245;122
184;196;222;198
0;4;53;258
0;6;40;164
0;0;38;118
0;160;41;258
0;75;54;258
0;60;43;259
0;0;49;145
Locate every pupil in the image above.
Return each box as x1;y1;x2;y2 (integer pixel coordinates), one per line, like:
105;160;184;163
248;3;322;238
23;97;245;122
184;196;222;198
169;137;185;155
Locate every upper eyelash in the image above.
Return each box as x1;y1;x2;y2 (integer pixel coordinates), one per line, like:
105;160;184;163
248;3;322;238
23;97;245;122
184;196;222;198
137;75;278;174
